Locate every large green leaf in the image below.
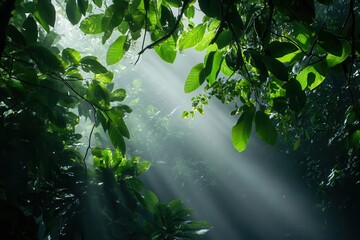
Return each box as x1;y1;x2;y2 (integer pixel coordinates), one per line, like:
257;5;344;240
106;35;127;65
266;41;298;58
215;30;233;49
184;63;205;93
62;48;81;65
232;107;255;152
66;0;82;25
178;24;206;50
261;55;288;81
195;31;216;51
318;30;342;56
154;37;177;63
284;78;307;111
80;56;108;73
296;63;326;90
22;16;38;44
326;40;351;68
254;111;277;145
110;88;127;102
80;14;104;34
198;0;222;18
109;123;126;154
95;71;114;83
78;0;89;16
26;45;64;72
36;0;56;27
101;4;125;35
203;50;222;85
92;0;102;8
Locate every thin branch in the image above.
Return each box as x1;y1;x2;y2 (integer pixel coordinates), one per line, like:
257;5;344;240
135;0;149;64
135;0;189;61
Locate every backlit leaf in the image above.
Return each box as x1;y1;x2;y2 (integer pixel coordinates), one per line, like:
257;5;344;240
111;88;127;102
232;107;255;152
106;35;126;65
154;37;176;63
80;56;107;73
62;48;81;65
80;14;104;34
109;123;126;154
255;111;277;145
95;71;114;83
184;63;205;93
178;24;206;50
326;40;351;68
296;63;326;90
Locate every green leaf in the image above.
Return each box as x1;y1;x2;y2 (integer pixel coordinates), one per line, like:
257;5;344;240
62;48;81;65
284;78;306;111
22;16;38;44
154;37;177;63
78;0;89;16
184;63;205;93
93;0;102;8
80;14;104;34
36;0;56;27
249;51;268;79
261;55;288;81
26;45;64;72
80;56;108;73
178;24;206;50
203;50;222;85
318;30;342;56
7;25;27;46
109;124;126;154
95;71;114;83
293;138;301;151
125;10;145;32
144;191;158;213
220;57;234;76
66;0;82;25
198;0;222;18
195;31;216;51
296;63;326;90
232;107;255;152
215;30;232;49
101;4;125;35
106;35;127;65
166;0;182;7
185;5;195;19
266;41;298;58
254;111;277;145
326;40;351;68
350;130;360;149
111;88;127;102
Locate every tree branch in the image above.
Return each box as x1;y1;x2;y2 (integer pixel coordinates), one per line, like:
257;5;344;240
135;0;189;63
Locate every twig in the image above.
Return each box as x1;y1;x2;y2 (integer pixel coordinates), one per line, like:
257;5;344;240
135;0;189;63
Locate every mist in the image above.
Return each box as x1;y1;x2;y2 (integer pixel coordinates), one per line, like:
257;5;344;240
54;10;342;239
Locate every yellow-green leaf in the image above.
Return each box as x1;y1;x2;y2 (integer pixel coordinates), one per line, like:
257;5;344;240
106;35;126;65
